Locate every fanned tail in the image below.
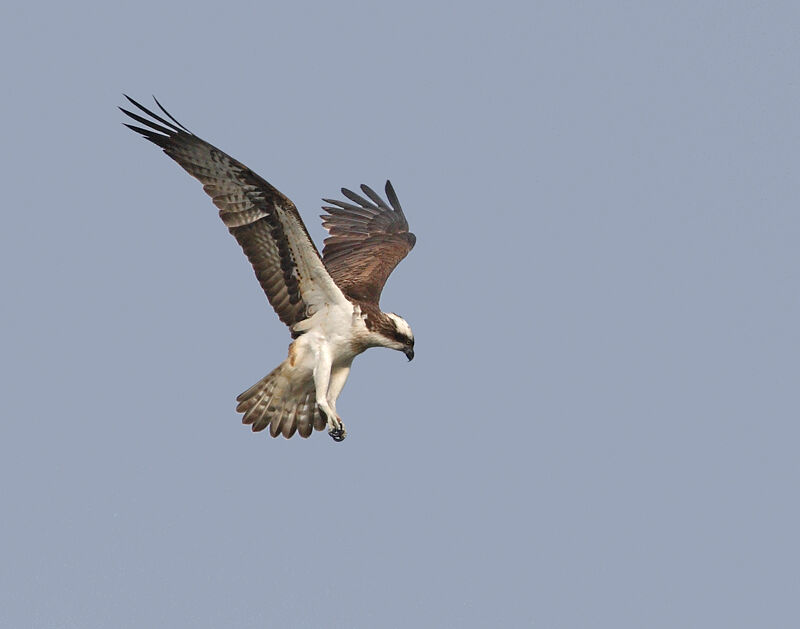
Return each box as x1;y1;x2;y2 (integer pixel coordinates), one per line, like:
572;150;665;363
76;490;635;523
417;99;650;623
235;362;325;438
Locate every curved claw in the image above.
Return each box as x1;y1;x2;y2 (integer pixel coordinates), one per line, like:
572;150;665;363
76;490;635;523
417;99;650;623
328;427;346;442
325;412;346;442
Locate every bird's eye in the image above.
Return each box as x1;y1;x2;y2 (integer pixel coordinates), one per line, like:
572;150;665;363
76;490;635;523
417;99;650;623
406;339;413;346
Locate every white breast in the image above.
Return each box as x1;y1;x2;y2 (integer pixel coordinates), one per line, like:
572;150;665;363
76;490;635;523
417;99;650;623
289;301;365;370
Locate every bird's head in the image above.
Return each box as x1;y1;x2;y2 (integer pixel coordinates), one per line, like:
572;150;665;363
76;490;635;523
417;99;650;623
384;313;415;361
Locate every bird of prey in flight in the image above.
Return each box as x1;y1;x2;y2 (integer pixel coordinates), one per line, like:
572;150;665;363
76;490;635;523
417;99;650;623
121;96;416;442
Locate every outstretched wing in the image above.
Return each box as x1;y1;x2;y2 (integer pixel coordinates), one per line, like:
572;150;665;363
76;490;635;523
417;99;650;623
321;181;416;304
120;96;347;333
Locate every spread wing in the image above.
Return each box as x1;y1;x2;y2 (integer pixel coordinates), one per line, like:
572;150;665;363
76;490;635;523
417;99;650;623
321;181;416;304
120;96;348;333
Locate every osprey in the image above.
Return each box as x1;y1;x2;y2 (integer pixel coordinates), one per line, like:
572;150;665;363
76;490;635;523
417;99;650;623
121;96;416;442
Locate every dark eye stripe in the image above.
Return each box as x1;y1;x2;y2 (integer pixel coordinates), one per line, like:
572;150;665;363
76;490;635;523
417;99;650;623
393;330;409;343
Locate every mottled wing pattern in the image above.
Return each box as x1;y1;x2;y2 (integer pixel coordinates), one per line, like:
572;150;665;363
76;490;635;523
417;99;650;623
120;96;347;331
321;181;416;304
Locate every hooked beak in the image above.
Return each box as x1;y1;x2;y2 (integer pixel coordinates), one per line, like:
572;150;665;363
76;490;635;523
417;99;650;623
404;347;415;361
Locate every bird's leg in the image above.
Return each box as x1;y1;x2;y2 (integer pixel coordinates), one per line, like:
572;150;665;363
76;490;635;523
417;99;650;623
313;348;345;442
325;364;351;442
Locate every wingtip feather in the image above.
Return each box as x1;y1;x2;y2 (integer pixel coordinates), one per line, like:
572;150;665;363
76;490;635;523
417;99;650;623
152;95;191;133
121;94;184;135
385;180;403;213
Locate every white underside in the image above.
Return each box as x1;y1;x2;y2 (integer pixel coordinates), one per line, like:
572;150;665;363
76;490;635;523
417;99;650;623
284;301;387;431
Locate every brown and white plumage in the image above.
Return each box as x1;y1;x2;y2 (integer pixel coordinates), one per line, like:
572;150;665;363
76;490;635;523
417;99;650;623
121;96;416;441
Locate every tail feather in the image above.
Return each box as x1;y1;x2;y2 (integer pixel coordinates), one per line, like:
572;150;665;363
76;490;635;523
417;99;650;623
268;408;282;437
281;407;297;439
296;393;315;438
270;405;286;438
237;362;321;439
236;372;275;405
313;405;326;431
247;395;272;432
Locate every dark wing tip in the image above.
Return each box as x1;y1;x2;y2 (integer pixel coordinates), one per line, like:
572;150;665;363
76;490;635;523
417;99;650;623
360;184;391;210
384;180;403;213
121;122;171;148
340;187;378;209
120;94;191;137
152;95;191;133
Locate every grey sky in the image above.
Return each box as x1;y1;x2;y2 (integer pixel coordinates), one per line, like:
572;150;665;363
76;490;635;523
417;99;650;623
2;1;799;627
